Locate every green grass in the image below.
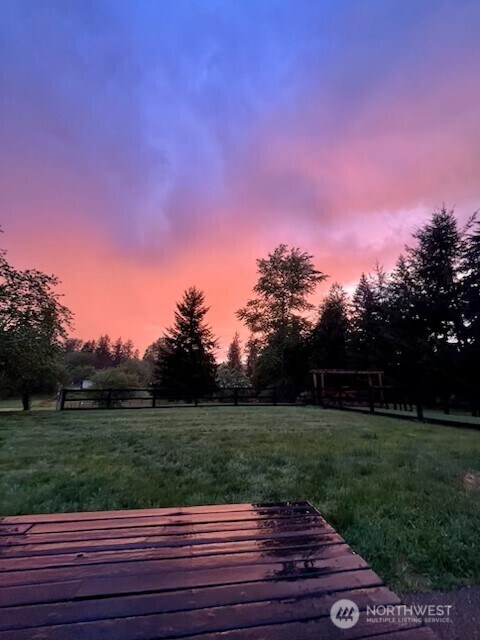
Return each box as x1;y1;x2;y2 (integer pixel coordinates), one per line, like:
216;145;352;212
0;395;56;411
1;406;479;592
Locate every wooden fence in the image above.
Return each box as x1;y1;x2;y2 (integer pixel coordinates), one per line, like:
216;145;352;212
59;386;303;410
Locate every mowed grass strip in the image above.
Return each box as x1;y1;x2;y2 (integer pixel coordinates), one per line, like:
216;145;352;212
1;406;479;592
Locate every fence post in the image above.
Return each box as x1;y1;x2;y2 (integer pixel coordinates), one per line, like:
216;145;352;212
152;389;156;409
339;389;343;409
59;388;66;411
273;387;277;406
106;389;113;410
416;401;424;421
234;388;238;406
369;387;375;414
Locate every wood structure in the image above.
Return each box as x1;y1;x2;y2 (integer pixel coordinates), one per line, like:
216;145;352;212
0;501;436;639
311;369;384;406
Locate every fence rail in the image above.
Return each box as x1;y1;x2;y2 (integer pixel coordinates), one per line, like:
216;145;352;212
59;386;303;410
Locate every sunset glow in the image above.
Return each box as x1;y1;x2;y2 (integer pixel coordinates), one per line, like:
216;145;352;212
1;1;479;353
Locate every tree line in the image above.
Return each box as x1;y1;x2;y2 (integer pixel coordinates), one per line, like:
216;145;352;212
1;207;479;411
146;207;480;412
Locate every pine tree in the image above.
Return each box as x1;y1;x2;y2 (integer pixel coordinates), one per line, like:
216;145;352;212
462;217;480;412
226;332;243;371
215;333;250;389
112;338;124;367
245;335;261;382
155;287;217;395
311;283;350;368
94;335;113;369
406;207;466;403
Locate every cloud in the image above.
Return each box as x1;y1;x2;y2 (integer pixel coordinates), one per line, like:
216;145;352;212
1;0;479;350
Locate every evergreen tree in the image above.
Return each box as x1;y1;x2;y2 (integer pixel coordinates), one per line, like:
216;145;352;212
245;335;261;382
81;339;96;353
311;283;350;368
386;255;428;392
350;272;388;369
155;287;217;395
462;217;480;412
111;338;124;367
94;335;113;369
215;332;250;388
406;207;466;403
226;332;243;371
408;207;465;346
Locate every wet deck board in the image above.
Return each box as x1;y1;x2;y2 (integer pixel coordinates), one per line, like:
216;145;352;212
0;501;436;639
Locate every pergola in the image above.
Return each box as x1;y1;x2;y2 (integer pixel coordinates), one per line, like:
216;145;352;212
311;368;384;405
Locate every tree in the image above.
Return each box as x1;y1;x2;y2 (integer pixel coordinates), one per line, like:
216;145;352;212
69;364;96;385
237;245;326;340
245;335;261;382
461;216;480;412
311;283;350;368
94;335;113;369
215;363;251;388
215;333;250;388
237;245;326;386
0;245;73;410
350;272;385;369
155;287;217;395
226;332;243;371
64;338;83;353
81;339;96;353
386;255;428;396
111;338;125;367
143;337;168;384
408;207;465;347
405;207;467;404
91;367;142;390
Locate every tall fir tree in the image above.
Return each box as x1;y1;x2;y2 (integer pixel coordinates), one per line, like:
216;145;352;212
462;217;480;412
245;335;261;382
215;332;250;388
226;332;243;371
94;335;113;369
311;283;350;368
155;287;217;395
406;207;466;403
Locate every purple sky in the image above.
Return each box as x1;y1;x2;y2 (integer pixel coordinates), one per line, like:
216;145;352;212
1;0;479;352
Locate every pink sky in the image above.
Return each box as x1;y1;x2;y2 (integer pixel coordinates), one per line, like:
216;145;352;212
1;1;479;355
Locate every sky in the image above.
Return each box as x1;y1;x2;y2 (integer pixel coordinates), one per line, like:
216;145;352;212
1;0;480;356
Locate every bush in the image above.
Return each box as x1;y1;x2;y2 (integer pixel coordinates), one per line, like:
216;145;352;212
91;368;142;390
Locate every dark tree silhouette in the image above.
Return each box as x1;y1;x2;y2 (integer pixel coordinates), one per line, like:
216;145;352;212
94;335;113;369
461;216;480;412
238;245;326;386
226;332;243;371
155;287;217;395
405;207;466;405
311;283;350;368
350;270;389;370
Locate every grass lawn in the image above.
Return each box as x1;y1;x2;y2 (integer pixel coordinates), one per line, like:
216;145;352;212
0;395;56;411
1;406;479;592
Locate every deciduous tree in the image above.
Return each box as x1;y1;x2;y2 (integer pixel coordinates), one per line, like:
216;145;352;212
0;244;72;409
237;245;325;386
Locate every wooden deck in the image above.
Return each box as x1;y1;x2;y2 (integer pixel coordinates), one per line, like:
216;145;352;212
0;501;436;639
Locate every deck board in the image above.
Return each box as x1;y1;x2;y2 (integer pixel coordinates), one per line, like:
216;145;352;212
0;501;437;639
